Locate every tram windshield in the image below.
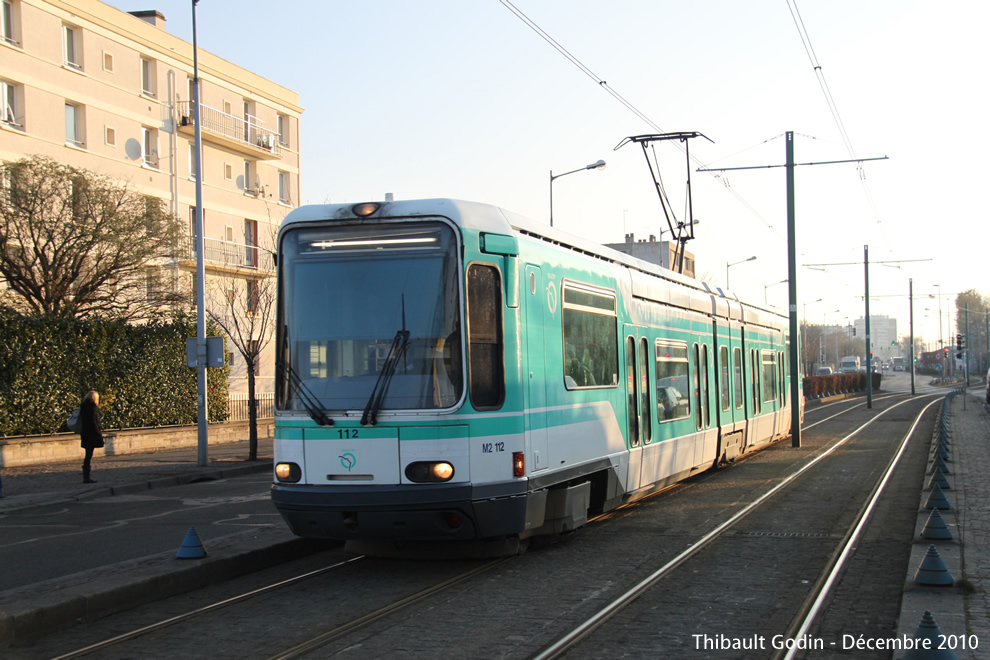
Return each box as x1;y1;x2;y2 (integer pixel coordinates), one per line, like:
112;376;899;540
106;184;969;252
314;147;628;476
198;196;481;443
277;221;462;414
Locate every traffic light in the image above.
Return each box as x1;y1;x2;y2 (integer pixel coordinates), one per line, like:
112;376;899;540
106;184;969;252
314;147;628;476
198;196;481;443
956;333;965;359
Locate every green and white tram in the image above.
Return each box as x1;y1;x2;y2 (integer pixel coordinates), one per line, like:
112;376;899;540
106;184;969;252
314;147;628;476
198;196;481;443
271;199;800;552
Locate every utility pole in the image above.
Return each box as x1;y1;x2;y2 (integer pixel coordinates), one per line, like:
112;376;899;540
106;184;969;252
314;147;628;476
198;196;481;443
909;278;915;395
698;132;888;447
864;246;872;409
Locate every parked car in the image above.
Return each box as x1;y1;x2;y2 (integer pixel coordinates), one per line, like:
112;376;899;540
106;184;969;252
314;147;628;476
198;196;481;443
816;367;833;375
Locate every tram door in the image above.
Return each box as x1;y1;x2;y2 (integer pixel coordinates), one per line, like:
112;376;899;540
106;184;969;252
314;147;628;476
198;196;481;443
524;265;549;472
623;325;652;489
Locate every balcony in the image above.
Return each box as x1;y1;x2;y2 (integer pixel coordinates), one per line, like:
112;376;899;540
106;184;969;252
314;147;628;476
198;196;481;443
176;101;281;160
175;235;275;277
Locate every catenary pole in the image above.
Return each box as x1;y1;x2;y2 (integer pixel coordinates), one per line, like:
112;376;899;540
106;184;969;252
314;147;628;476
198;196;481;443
786;132;801;447
864;246;872;409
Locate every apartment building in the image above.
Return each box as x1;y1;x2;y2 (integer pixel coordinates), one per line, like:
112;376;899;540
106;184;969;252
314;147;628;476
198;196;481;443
0;0;303;395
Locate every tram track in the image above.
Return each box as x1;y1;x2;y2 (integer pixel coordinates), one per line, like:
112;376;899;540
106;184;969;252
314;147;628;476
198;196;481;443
534;391;942;659
36;390;933;659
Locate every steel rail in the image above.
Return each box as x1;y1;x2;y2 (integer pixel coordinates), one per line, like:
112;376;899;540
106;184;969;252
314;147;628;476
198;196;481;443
268;557;512;660
776;396;941;660
51;555;366;659
531;394;935;659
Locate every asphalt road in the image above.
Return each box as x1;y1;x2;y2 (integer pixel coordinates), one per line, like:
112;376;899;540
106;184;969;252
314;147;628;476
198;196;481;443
0;472;277;591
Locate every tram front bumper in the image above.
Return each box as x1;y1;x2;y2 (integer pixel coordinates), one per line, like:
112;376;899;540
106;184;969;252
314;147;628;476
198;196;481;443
271;482;531;541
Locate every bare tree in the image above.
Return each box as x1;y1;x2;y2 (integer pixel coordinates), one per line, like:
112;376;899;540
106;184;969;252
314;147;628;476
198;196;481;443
203;225;278;460
0;156;179;319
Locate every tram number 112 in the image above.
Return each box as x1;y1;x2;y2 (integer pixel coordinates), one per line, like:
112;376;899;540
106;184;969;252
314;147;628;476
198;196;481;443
482;442;505;454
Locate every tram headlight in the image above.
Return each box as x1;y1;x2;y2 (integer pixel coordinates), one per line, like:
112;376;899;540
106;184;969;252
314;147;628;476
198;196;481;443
352;202;380;217
405;461;455;483
275;462;301;483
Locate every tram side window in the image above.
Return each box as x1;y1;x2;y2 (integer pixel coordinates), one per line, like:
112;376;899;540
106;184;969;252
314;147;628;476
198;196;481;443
562;283;618;389
778;351;786;407
762;350;777;403
733;347;743;410
719;345;730;412
467;264;504;409
700;344;710;428
656;339;690;421
751;349;760;414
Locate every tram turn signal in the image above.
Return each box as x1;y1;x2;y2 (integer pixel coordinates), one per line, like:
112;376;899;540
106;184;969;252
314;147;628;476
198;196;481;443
275;462;301;483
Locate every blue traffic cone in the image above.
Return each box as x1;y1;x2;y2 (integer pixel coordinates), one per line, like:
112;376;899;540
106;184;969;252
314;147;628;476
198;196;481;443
929;455;950;474
927;470;951;490
903;611;958;659
925;484;951;510
913;545;954;586
176;525;208;559
921;509;953;540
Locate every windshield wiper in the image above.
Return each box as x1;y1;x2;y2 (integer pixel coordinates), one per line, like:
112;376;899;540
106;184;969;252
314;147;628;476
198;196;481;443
277;358;334;427
361;329;410;426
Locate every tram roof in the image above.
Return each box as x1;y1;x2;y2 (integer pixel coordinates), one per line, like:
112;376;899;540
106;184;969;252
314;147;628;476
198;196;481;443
280;198;786;327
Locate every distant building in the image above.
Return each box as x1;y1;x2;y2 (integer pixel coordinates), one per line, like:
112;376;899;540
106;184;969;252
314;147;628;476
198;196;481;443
0;0;303;395
854;315;898;362
605;233;696;279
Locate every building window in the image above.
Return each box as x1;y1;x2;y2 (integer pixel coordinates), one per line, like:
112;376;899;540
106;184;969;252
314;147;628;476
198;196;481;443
224;163;232;180
140;57;156;97
142;127;158;167
2;0;19;46
278;171;290;204
187;141;198;179
103;51;113;72
65;102;83;147
246;279;259;313
243;160;257;194
63;24;81;70
277;113;288;146
105;126;116;146
244;219;258;267
1;80;20;128
189;206;199;238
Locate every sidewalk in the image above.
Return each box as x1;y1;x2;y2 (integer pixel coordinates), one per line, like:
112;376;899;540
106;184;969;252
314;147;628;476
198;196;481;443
0;435;339;649
895;388;990;660
0;436;273;514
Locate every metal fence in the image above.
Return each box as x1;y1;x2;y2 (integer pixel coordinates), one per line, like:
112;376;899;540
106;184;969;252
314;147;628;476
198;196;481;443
227;393;275;421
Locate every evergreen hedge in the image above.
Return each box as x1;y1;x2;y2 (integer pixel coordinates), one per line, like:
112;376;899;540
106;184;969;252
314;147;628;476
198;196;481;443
0;310;229;436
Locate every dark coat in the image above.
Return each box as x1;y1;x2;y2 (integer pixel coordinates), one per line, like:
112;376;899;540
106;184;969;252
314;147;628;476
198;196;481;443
80;399;105;449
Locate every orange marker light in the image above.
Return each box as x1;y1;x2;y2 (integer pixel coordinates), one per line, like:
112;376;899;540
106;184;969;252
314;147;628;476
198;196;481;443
512;452;525;477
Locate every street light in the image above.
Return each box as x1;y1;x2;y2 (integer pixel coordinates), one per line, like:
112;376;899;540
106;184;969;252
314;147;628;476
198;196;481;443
549;159;606;227
764;278;788;305
726;255;756;289
660;218;700;241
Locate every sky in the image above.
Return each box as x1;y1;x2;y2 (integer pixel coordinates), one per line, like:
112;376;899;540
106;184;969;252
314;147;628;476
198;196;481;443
106;0;989;352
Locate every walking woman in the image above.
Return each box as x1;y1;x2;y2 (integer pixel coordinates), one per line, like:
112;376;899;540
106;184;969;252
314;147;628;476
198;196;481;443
80;390;105;483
